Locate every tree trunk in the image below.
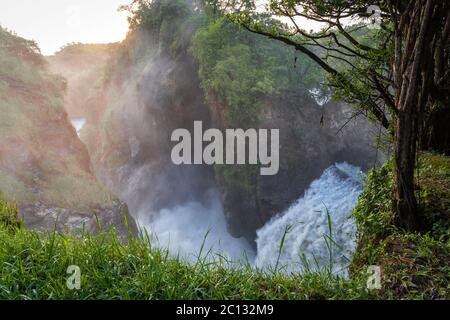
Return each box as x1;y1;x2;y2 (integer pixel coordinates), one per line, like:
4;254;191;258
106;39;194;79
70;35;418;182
390;0;438;231
420;100;450;156
392;111;420;230
392;0;450;230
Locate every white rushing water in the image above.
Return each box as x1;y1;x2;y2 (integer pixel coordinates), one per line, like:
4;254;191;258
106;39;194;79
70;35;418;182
70;118;86;136
140;190;254;263
255;162;363;275
140;163;363;274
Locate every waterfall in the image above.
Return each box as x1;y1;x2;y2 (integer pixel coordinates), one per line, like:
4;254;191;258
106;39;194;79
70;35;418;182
140;189;254;263
255;163;363;275
70;118;86;136
139;162;363;274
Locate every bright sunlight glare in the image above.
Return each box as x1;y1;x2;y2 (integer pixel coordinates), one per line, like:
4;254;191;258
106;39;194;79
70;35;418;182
0;0;131;55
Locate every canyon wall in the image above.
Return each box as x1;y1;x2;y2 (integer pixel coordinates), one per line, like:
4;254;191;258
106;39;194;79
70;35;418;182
48;3;382;246
0;28;136;234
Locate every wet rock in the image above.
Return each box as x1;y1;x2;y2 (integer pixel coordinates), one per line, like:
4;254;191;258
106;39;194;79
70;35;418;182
20;200;137;236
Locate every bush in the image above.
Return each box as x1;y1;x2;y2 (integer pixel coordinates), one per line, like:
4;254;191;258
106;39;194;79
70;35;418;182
350;153;450;299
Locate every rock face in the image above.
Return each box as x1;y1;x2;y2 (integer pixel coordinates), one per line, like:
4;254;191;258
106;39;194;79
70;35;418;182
46;22;383;246
21;200;134;235
75;32;216;223
206;93;382;244
0;28;136;235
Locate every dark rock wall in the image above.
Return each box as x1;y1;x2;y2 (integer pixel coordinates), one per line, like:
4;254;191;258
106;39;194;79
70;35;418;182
51;31;383;245
208;94;382;245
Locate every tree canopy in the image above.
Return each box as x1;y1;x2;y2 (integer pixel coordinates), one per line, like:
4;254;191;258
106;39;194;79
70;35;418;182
223;0;450;230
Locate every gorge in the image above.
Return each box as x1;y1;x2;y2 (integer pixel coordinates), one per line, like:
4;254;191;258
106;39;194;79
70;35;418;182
1;0;383;273
46;1;383;272
1;0;448;301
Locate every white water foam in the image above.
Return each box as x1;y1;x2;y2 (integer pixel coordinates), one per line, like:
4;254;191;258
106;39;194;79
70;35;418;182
140;190;254;263
255;163;363;275
139;163;363;274
70;118;86;136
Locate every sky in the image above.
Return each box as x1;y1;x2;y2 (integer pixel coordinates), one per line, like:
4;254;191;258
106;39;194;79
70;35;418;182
0;0;132;55
0;0;326;56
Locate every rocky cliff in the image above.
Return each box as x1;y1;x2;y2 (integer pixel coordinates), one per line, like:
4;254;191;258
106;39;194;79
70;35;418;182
208;92;382;244
0;28;136;235
44;2;384;246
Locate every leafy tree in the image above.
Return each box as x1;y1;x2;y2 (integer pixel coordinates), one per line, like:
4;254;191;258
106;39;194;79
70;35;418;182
227;0;450;231
191;16;324;125
0;27;46;68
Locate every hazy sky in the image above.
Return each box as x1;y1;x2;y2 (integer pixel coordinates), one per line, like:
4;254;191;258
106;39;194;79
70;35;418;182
0;0;326;56
0;0;132;55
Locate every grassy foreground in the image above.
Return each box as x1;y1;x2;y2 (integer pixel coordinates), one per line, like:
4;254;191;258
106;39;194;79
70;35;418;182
0;198;371;300
351;152;450;299
0;152;448;300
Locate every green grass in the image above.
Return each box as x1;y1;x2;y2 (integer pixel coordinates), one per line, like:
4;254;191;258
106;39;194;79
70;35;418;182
0;196;373;300
0;152;448;300
0;196;21;230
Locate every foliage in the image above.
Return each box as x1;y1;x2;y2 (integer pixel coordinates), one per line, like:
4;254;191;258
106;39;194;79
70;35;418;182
0;27;45;68
227;1;393;126
228;0;450;232
417;153;450;240
191;16;324;125
0;196;21;230
0;27;66;91
351;152;450;299
189;10;325;188
352;161;394;241
122;0;202;56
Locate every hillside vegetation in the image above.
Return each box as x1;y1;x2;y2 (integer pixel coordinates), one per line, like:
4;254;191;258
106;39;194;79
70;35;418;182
47;43;117;119
351;153;450;299
0;27;135;234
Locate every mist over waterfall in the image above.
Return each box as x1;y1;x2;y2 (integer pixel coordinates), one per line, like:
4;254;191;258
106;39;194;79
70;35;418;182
79;36;370;272
138;188;254;262
255;163;363;274
127;160;363;273
45;1;380;275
